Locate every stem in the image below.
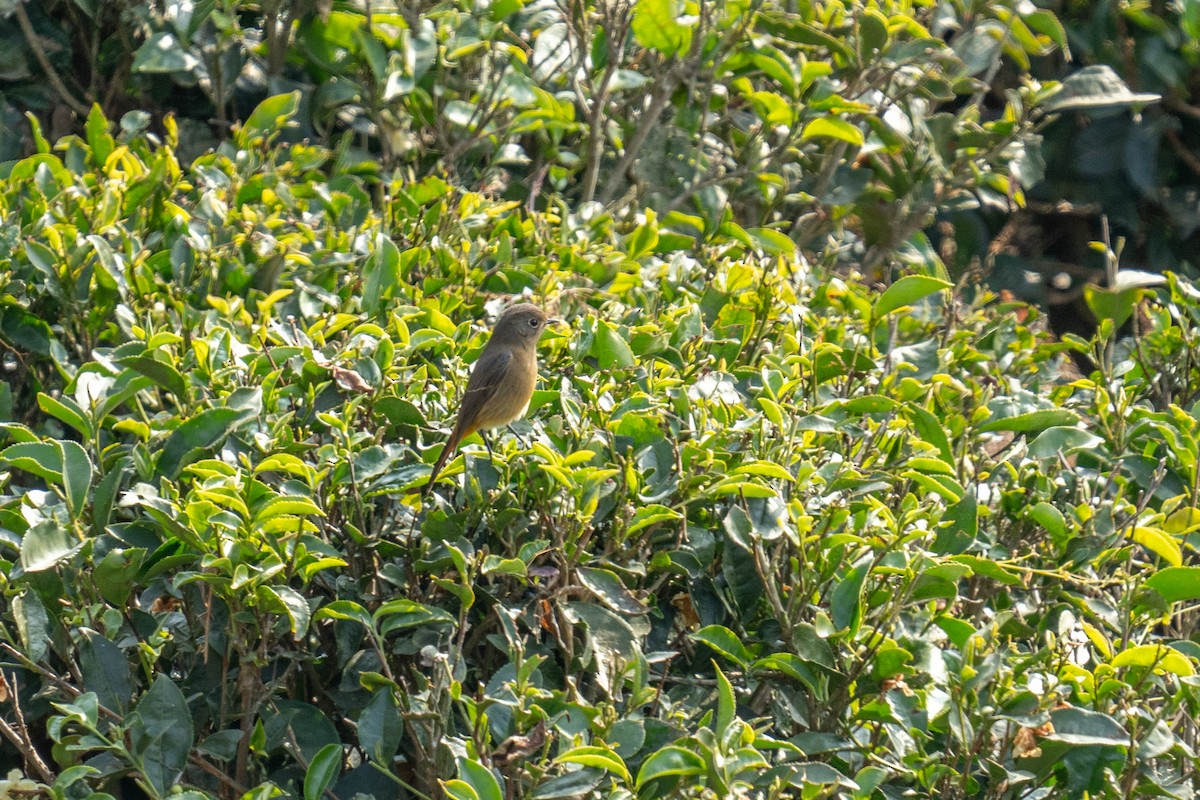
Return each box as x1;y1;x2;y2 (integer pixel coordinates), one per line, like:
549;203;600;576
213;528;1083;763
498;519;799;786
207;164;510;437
14;0;92;117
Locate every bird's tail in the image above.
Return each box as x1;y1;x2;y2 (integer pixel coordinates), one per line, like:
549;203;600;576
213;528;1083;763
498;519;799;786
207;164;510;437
421;422;476;494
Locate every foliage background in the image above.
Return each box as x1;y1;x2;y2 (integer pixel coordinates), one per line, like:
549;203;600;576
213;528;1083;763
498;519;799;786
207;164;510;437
1;1;1200;799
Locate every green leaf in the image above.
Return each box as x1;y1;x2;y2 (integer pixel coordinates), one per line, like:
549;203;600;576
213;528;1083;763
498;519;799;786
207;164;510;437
374;599;455;636
157;407;250;479
443;781;480;800
37;393;92;439
1144;567;1200;603
859;9;889;58
1044;65;1159;112
131;32;201;73
457;757;504;800
691;625;752;666
260;585;313;638
363;234;401;315
577;566;648;615
129;675;194;796
238;91;301;145
1044;707;1128;746
831;560;869;633
2;441;64;484
933;492;977;555
626;215;660;259
777;20;855;61
977;409;1080;434
254;496;324;522
1029;502;1067;542
314;599;375;631
906;405;954;464
1110;644;1194;676
556;746;631;782
950;555;1023;585
631;0;695;57
801;117;864;146
531;770;605;799
635;746;706;787
116;353;188;399
59;440;93;521
358;689;403;765
749;227;797;256
874;275;952;318
1084;282;1153;330
1129;526;1182;567
94;547;144;606
304;743;343;800
21;519;80;572
85;104;114;165
714;665;735;737
789;762;856;788
92;457;131;537
750;91;794;126
591;322;635;369
626;504;682;534
1028;426;1103;458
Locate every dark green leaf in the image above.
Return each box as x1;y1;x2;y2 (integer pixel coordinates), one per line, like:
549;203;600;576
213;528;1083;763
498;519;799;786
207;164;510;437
14;590;51;664
577;566;648;615
116;354;188;399
78;628;133;714
129;675;194;796
359;689;403;765
157;407;250;479
94;547;144;606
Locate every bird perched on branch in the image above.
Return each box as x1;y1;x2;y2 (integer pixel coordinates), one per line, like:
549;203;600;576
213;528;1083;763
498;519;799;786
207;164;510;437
423;303;557;493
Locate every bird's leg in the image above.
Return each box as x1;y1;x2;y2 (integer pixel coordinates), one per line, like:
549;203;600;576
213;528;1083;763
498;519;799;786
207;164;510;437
482;432;495;462
507;424;530;448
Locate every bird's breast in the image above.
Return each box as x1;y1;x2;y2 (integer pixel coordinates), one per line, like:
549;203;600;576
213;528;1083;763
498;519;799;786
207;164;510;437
475;352;538;430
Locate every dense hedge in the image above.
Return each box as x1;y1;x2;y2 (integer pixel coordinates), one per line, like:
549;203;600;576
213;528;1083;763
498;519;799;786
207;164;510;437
2;1;1200;798
0;95;1199;799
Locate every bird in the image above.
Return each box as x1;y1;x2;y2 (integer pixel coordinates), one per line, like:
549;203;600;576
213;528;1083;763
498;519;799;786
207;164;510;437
423;303;555;493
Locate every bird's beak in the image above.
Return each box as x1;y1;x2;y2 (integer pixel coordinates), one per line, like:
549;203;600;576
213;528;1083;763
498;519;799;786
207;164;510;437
546;317;567;328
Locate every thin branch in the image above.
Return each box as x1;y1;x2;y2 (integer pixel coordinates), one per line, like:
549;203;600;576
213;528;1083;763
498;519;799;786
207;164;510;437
14;0;92;117
1164;127;1200;180
0;673;55;784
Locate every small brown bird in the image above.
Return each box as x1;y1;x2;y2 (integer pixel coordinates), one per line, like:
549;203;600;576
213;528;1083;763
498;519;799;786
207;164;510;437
424;303;554;492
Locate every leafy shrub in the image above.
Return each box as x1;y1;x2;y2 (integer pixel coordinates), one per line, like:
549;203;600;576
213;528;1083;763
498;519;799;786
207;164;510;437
1;98;1200;800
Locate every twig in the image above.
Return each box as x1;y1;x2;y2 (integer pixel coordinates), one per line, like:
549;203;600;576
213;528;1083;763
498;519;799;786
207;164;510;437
1;673;55;784
13;0;92;117
599;71;680;205
1164;128;1200;180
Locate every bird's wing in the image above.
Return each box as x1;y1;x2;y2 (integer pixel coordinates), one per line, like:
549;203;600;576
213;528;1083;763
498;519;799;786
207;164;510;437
452;347;513;441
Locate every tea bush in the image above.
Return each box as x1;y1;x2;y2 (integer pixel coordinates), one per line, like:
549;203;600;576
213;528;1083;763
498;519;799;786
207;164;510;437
0;90;1200;799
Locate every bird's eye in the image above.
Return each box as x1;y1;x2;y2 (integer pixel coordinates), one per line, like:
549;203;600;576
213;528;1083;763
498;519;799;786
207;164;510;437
529;318;540;327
